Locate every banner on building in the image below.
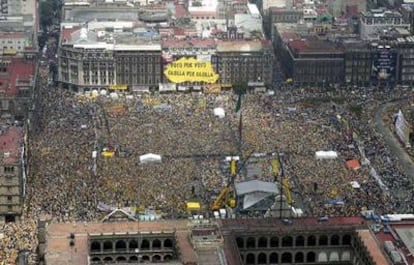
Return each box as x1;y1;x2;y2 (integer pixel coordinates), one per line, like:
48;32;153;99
395;110;411;147
164;57;219;83
109;84;128;90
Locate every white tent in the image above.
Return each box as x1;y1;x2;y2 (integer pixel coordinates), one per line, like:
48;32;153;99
139;153;162;164
349;181;361;189
110;92;119;100
315;151;338;160
213;107;225;118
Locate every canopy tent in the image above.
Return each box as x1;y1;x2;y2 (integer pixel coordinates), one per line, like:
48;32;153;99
346;159;361;170
213;107;225;118
315;151;338;160
139;153;162;164
110;92;119;99
235;180;279;210
349;181;361;189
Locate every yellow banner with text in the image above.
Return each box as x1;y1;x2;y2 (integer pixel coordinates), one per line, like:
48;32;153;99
164;57;219;84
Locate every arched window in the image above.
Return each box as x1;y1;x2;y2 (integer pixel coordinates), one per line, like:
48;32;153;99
307;235;316;246
141;239;150;250
295;235;305;246
342;234;352;245
142;255;150;261
116;256;126;261
90;241;101;252
281;252;292;263
129;256;138;261
329;251;339;262
103;257;113;262
153;255;161;262
258;252;267;264
246;237;256;248
115;240;126;250
164;238;173;248
236;237;244;248
282;236;293;247
331;235;340;245
258;237;268;248
91;257;100;262
129;239;138;250
269;252;278;263
152;239;161;249
341;250;351;261
307;252;316;262
318;252;328;262
164;254;173;261
270;237;279;247
319;235;328;246
295;252;304;263
103;241;113;252
246;253;255;264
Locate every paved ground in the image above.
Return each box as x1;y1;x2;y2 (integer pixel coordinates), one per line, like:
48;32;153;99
374;97;414;182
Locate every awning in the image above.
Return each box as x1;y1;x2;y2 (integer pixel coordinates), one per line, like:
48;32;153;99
346;159;361;170
139;153;162;164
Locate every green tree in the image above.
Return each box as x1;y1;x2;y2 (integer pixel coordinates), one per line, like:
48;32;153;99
40;0;61;31
233;81;248;95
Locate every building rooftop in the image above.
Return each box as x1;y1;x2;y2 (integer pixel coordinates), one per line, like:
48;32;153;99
0;126;23;165
375;222;414;265
0;58;35;96
288;39;341;53
44;220;197;265
162;39;216;48
0;32;25;39
216;40;264;52
220;216;367;232
395;227;414;259
63;6;140;23
357;230;390;265
361;9;402;18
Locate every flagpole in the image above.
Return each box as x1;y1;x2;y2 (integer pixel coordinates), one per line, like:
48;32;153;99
238;109;242;145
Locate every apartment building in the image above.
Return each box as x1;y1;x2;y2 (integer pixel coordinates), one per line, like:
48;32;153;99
0;125;25;223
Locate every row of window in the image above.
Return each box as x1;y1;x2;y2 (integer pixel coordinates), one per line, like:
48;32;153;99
90;238;174;252
90;254;173;263
236;234;352;249
241;250;351;264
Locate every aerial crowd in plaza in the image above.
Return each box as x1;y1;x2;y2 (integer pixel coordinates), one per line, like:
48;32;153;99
0;81;413;263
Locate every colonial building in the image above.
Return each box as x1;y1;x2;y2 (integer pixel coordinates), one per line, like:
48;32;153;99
0;56;36;120
283;39;344;86
58;27;162;92
40;217;392;265
359;8;410;40
213;40;274;87
393;36;414;85
342;41;372;87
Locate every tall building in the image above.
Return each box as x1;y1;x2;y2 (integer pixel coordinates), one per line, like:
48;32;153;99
0;0;22;16
359;8;410;40
58;27;162;91
328;0;367;18
0;126;25;223
343;41;373;87
213;40;274;87
282;39;344;86
40;217;397;265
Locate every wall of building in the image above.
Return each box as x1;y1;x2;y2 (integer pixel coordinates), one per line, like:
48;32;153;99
0;162;22;222
88;233;177;264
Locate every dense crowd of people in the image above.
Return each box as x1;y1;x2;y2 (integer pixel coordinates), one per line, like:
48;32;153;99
0;82;412;264
25;85;414;220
